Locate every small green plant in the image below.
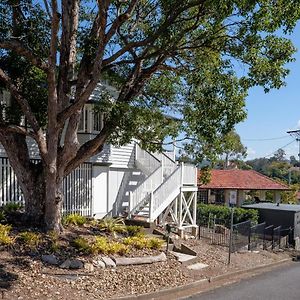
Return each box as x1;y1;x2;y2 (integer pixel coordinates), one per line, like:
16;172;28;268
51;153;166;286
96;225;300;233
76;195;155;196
91;236;110;254
123;236;148;249
99;217;126;234
126;225;143;237
123;236;164;250
72;237;91;254
91;236;129;255
0;224;14;246
108;242;129;255
0;210;6;223
147;237;164;250
18;231;41;250
48;231;60;253
63;214;87;226
3;202;22;213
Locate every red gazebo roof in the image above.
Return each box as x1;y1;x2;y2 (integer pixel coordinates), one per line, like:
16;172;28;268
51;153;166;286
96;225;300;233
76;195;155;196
198;169;289;191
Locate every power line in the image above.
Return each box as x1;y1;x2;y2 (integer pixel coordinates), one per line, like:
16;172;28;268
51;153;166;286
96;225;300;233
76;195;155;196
263;139;296;158
242;135;290;141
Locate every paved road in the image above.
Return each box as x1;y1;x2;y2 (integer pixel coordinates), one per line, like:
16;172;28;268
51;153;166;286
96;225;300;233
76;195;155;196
186;262;300;300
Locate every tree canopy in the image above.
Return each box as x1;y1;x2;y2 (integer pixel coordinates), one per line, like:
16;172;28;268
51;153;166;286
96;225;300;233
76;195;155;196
0;0;300;230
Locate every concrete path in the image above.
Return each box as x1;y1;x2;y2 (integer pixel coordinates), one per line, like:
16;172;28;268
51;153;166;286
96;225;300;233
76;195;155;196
186;262;300;300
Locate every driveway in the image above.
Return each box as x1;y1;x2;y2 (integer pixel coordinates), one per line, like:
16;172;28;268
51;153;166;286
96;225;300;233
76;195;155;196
186;262;300;300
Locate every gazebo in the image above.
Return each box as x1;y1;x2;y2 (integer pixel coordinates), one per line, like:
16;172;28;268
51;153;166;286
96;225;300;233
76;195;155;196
198;169;290;207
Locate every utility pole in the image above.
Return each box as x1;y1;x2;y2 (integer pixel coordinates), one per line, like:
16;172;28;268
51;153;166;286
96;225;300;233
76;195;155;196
287;130;300;162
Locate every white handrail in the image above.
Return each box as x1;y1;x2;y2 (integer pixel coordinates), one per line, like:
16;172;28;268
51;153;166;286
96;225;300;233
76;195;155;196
129;166;163;214
135;144;161;175
149;166;182;221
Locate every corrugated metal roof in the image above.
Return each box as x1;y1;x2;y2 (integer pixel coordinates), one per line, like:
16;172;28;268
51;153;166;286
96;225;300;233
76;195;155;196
243;203;300;212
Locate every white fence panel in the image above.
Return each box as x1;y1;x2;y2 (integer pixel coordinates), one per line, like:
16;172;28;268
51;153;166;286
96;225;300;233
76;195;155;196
0;157;93;216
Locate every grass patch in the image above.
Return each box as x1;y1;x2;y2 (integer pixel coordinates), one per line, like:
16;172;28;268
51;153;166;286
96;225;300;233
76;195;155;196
18;231;41;250
123;236;164;250
72;237;91;254
99;217;126;234
63;214;87;226
0;224;14;246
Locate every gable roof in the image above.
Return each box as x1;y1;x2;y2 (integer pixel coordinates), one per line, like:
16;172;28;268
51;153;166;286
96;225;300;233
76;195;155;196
198;169;289;190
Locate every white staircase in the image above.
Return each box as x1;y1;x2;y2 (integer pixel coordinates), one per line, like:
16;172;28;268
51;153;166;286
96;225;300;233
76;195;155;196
128;144;197;226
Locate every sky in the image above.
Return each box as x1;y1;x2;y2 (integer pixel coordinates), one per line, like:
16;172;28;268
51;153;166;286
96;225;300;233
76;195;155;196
235;24;300;161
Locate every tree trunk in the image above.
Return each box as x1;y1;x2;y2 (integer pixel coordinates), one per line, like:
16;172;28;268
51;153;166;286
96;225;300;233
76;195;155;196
44;171;64;231
19;163;46;226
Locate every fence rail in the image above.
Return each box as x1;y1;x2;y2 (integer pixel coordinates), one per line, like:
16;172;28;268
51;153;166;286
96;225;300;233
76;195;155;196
0;157;93;216
198;213;293;253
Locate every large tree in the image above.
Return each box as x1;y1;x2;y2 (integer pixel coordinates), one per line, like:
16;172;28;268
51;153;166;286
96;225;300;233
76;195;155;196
0;0;299;231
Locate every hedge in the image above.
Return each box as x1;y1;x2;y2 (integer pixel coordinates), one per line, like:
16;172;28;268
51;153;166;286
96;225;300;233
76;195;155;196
197;204;258;227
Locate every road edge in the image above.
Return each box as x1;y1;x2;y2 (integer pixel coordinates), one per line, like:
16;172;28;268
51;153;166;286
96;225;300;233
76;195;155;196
113;258;293;300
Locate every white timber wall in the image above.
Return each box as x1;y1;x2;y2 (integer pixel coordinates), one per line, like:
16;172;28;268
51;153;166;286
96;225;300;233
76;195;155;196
92;166;109;218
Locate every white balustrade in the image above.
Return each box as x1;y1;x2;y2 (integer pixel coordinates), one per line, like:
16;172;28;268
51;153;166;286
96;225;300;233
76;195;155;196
135;144;161;175
149;166;182;221
182;164;197;185
129;166;163;214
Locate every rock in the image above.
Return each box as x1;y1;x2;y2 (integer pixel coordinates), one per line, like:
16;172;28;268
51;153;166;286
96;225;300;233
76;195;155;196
102;257;116;268
114;252;167;266
41;254;59;266
84;263;94;272
93;259;106;269
69;259;84;269
59;259;84;269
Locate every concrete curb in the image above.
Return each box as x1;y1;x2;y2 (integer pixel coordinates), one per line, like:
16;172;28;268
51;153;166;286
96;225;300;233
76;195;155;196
113;258;293;300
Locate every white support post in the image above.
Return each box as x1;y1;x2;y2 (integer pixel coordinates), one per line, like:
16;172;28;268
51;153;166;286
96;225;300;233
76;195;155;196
178;191;183;227
193;191;197;226
180;162;184;186
149;192;153;221
174;196;178;223
161;156;164;182
128;191;133;218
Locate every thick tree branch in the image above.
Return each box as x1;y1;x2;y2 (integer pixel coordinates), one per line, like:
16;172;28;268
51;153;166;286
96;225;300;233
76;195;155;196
0;40;49;72
105;0;138;43
0;68;48;159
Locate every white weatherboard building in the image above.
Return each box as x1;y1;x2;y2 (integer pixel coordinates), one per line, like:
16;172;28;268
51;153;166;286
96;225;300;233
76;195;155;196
0;83;198;231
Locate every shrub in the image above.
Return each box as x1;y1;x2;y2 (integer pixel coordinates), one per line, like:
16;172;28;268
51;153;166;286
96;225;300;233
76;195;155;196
47;231;60;253
107;242;129;255
3;203;22;213
91;236;129;255
123;236;163;250
0;211;6;223
72;237;91;254
18;231;41;250
147;237;164;250
197;204;258;227
126;225;143;237
99;217;126;234
63;214;87;226
0;224;14;246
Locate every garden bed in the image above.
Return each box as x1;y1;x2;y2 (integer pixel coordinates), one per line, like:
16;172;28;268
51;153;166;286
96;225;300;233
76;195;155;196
0;209;293;299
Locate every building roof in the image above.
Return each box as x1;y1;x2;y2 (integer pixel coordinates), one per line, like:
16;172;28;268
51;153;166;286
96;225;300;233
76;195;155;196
243;203;300;212
198;169;289;191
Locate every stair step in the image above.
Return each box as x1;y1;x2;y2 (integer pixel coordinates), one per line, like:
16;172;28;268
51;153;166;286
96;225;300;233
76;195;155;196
170;251;198;266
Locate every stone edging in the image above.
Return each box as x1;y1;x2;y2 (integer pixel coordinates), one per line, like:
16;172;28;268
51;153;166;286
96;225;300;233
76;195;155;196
113;258;292;300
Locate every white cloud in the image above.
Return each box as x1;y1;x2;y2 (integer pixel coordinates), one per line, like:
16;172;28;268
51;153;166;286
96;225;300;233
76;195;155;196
297;120;300;129
246;147;256;158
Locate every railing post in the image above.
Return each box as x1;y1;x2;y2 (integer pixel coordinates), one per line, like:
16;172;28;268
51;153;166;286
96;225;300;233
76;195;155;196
161;156;164;183
128;191;133;218
180;162;184;186
149;192;153;221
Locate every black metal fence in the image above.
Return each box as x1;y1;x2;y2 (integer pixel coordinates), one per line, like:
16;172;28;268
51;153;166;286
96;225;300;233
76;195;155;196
199;213;293;252
231;220;251;252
